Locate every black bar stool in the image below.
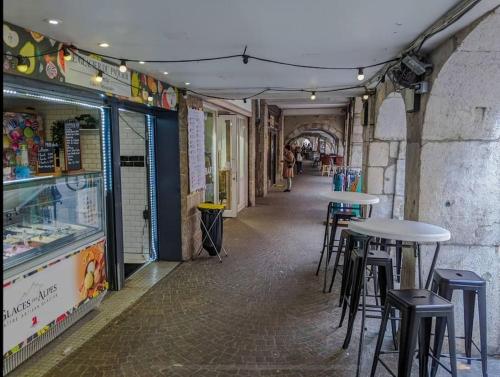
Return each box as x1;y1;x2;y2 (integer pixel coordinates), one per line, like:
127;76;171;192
430;269;488;377
327;229;368;295
339;248;398;351
371;289;458;377
316;204;356;292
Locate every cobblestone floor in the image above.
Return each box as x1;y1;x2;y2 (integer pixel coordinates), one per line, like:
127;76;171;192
40;162;498;377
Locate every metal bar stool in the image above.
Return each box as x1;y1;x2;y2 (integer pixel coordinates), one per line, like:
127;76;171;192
371;289;458;377
430;269;488;377
339;246;398;353
316;202;356;281
327;229;368;295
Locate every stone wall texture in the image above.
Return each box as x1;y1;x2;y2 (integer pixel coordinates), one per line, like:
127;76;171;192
362;9;500;352
365;92;406;219
418;9;500;353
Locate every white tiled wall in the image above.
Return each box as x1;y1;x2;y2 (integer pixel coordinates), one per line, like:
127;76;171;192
118;111;150;263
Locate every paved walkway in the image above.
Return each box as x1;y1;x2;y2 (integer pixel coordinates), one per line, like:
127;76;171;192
40;163;497;377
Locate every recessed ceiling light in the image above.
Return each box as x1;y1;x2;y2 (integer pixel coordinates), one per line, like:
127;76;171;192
185;82;190;86
139;61;145;64
98;42;109;48
163;71;168;75
46;19;61;25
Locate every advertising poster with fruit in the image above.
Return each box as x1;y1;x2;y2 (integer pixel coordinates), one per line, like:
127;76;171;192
2;239;107;357
3;22;66;82
3;21;178;111
130;71;178;110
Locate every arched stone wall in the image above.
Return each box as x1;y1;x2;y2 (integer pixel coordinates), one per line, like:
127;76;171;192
418;9;500;352
365;92;407;219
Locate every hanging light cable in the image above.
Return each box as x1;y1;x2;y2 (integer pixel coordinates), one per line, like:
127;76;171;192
63;46;72;61
119;59;127;73
16;55;30;72
95;70;103;83
357;68;365;81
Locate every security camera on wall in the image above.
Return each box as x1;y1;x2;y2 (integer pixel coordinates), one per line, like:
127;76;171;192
389;54;432;90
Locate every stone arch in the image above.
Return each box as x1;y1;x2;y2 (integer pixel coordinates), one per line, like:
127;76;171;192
419;9;500;352
285;123;342;154
366;92;407;219
287;129;338;154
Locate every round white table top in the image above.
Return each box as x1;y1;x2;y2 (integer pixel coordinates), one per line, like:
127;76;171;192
349;218;451;243
322;191;380;205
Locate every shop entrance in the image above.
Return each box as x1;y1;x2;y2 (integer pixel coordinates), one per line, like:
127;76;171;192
268;131;277;185
216;115;248;217
117;109;153;278
237;116;248;212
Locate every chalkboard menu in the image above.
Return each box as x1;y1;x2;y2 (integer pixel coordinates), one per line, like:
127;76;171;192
64;120;81;171
37;145;55;173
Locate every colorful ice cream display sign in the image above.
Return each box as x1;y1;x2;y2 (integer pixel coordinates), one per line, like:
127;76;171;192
4;21;178;111
3;112;45;171
130;71;178;109
3;23;66;82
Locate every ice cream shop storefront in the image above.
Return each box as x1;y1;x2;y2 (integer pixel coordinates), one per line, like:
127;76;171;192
2;22;182;373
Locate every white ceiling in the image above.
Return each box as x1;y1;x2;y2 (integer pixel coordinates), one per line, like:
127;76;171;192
4;0;499;109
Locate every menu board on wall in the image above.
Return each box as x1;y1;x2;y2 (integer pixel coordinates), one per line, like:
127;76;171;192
64;120;81;171
188;108;206;193
37;145;55;173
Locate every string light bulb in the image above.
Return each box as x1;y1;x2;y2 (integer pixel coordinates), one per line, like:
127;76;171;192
95;70;103;83
147;95;154;102
119;60;127;73
357;68;365;81
63;47;72;61
16;56;30;73
363;93;369;100
310;91;316;101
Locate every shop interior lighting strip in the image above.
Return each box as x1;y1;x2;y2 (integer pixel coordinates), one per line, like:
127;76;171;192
100;108;112;192
146;114;158;261
3;87;112;192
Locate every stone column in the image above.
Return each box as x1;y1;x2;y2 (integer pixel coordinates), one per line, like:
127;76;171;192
349;97;363;168
255;99;268;197
277;110;285;183
248;100;257;206
178;94;204;260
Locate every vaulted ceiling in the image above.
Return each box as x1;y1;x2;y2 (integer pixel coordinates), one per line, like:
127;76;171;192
4;0;499;110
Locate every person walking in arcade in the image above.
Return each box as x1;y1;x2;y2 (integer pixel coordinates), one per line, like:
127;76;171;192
282;144;295;192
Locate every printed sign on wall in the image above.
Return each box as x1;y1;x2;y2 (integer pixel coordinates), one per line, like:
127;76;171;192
65;53;131;98
3;239;107;357
188;108;206;192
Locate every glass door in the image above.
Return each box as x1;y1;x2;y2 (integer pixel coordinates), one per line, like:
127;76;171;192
204;111;217;203
118;109;151;278
217;115;237;217
237;116;248;212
